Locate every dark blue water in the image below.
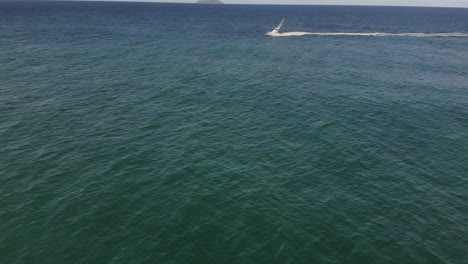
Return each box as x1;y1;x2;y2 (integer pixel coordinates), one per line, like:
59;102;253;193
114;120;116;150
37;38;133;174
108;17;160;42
1;2;467;263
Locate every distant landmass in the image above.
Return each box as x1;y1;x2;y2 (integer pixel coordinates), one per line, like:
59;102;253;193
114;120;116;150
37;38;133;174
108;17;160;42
197;0;224;4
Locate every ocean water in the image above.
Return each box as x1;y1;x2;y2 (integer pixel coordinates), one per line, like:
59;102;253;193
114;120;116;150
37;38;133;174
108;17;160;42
1;2;467;263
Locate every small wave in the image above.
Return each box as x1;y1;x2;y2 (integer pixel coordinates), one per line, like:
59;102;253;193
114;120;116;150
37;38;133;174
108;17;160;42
268;32;468;37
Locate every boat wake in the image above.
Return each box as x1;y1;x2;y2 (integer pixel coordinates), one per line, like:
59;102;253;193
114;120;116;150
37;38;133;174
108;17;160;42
267;31;468;37
266;19;468;37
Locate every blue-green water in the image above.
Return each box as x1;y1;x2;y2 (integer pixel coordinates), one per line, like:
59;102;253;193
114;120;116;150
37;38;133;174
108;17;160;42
1;2;467;263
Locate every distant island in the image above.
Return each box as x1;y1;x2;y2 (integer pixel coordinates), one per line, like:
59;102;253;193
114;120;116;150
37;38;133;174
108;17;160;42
197;0;224;4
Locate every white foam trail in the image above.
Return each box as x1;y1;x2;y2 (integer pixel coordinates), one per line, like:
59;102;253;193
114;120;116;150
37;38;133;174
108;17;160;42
267;32;468;37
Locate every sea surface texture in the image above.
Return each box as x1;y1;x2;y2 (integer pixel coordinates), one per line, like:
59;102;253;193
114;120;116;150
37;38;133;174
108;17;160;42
1;2;467;263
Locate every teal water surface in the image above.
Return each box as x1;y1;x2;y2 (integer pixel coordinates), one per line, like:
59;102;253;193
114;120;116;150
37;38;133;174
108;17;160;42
1;2;467;263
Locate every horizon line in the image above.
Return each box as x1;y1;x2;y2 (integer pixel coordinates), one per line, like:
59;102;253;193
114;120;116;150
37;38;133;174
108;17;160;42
33;0;467;9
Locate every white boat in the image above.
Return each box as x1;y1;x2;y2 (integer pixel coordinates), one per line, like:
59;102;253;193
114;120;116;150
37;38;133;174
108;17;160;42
266;19;286;36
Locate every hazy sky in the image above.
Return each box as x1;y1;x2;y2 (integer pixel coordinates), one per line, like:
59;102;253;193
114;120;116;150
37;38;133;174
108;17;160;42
80;0;468;8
